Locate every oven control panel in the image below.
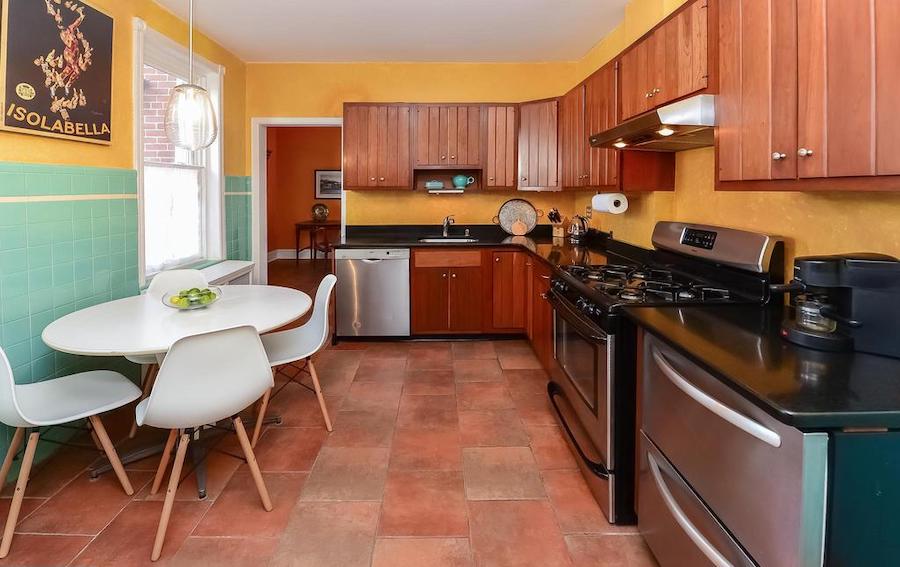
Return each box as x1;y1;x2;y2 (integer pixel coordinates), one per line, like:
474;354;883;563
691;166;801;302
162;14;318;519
681;228;717;250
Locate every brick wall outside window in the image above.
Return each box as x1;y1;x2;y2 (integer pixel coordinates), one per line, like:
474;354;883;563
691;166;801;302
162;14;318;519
142;65;182;164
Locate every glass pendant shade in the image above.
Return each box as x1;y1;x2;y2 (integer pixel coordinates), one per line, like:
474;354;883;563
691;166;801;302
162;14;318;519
164;83;217;151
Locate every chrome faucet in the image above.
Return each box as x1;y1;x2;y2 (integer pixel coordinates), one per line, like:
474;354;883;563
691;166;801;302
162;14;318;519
442;215;455;237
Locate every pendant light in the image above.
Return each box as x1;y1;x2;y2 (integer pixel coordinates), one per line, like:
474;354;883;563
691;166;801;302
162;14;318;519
164;0;218;151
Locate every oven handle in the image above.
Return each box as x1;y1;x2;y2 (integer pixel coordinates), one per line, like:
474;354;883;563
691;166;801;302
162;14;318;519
546;290;607;343
652;349;782;448
547;382;610;480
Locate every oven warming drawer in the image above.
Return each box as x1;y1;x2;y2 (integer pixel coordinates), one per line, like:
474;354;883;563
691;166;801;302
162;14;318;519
642;335;828;567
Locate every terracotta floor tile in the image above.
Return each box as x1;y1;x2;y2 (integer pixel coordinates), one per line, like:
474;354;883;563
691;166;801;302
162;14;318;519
252;427;328;472
361;342;411;360
462;447;545;500
458;410;530;447
0;497;46;527
138;447;242;502
528;425;578;470
491;340;532;354
265;384;343;428
70;500;210;565
456;383;516;411
355;357;409;383
325;409;396;448
373;537;474;567
503;369;550;398
468;500;573;567
314;349;364;373
379;470;468;536
1;445;94;497
0;534;91;566
300;447;389;501
341;381;404;413
17;471;152;535
407;344;453;370
169;536;280;567
543;469;610;534
498;350;543;370
404;370;456;396
451;341;497;360
390;428;462;471
565;534;659;567
193;472;307;537
121;427;177;472
270;501;380;567
396;394;459;430
514;393;558;426
453;359;503;382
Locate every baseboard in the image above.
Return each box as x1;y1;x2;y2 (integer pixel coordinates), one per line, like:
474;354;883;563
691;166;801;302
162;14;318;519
267;249;333;262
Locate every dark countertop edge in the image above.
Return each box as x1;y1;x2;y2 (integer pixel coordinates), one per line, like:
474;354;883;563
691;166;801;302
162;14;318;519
622;307;900;431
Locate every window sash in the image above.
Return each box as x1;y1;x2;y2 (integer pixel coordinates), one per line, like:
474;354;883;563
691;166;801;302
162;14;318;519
143;163;207;275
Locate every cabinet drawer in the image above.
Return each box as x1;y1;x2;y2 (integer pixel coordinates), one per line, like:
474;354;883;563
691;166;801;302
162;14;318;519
642;335;827;567
414;249;482;268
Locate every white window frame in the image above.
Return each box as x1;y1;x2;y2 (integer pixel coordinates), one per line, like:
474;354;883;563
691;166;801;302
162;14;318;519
133;18;225;286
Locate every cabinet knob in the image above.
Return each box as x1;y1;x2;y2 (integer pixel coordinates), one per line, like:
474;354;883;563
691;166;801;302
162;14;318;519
379;177;385;181
645;91;652;99
442;273;447;278
653;87;661;94
521;176;527;182
451;273;457;279
495;257;501;263
798;148;814;158
772;152;787;161
450;155;456;159
441;155;447;160
488;177;495;181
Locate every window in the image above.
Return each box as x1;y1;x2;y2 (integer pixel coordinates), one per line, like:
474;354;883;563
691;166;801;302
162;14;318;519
134;20;224;282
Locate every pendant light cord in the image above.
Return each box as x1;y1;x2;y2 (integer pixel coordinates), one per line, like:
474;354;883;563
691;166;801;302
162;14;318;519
188;0;194;84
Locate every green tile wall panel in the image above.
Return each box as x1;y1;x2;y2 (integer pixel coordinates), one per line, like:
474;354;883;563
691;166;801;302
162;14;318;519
225;176;252;261
0;162;137;197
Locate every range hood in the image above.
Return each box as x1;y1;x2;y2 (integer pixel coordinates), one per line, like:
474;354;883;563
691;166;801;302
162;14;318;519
589;94;715;152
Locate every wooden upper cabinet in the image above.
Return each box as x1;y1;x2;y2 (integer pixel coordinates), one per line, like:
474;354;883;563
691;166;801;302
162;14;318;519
343;104;412;189
619;0;710;121
518;100;560;191
585;63;619;188
560;85;586;188
485;106;517;188
718;0;798;181
414;105;482;167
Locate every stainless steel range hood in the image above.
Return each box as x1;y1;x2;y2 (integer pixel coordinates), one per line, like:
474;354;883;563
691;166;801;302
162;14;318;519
589;94;715;152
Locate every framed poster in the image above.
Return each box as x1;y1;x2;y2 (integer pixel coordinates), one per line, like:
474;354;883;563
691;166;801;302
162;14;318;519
0;0;114;144
315;170;342;199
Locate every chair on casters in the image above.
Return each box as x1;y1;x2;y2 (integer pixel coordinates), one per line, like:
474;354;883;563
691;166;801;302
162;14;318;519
127;269;208;438
0;348;140;558
136;326;273;562
252;274;337;446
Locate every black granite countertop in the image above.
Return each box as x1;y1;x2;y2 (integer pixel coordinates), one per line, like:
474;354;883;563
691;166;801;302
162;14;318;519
624;304;900;430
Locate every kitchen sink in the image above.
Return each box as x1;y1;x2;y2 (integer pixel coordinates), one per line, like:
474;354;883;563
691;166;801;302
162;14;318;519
417;237;480;244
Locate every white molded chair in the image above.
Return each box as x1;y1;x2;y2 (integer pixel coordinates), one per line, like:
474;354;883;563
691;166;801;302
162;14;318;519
137;326;273;562
127;269;208;438
252;275;337;446
0;348;140;558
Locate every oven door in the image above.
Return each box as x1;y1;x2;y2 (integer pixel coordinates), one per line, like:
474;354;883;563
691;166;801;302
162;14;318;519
547;290;614;468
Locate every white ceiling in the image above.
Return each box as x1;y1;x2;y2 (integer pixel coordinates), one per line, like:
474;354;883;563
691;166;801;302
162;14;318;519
154;0;628;62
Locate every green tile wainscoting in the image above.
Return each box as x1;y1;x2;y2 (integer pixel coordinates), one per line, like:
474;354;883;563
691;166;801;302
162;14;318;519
225;176;252;261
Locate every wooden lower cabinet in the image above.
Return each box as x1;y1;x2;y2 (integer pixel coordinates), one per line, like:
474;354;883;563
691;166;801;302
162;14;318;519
530;262;554;370
491;251;528;331
449;267;484;332
411;249;483;335
411;266;451;334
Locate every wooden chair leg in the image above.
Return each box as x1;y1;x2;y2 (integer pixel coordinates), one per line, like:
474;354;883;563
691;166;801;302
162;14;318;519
233;417;272;511
251;385;272;449
0;431;39;559
129;364;158;439
307;360;333;432
0;428;24;490
89;415;134;496
152;432;189;562
151;429;178;495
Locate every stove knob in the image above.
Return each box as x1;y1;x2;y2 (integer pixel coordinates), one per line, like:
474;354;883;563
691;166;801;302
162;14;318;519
576;298;587;310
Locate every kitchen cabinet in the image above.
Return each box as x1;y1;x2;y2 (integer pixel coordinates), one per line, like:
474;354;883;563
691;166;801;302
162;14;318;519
561;63;619;189
619;0;710;121
414;105;482;168
485;105;517;188
518;99;560;191
529;261;554;370
343;104;412;189
560;85;587;188
717;0;900;189
491;250;528;330
410;249;484;334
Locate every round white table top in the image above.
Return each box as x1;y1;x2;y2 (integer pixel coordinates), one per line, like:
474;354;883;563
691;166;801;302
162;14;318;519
42;285;312;357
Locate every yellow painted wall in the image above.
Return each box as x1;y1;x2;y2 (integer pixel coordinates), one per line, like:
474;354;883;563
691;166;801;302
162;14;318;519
0;0;247;175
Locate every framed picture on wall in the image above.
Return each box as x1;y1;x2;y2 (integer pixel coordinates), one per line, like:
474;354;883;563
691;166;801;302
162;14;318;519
0;0;114;144
315;170;342;199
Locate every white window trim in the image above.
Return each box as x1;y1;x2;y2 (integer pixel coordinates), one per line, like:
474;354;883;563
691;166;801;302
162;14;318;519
133;17;225;286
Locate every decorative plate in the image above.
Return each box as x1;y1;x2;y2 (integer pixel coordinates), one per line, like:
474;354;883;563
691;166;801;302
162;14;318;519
493;199;543;235
312;203;330;221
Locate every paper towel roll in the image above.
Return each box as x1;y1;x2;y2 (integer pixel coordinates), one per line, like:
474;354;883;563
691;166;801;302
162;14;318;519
592;193;629;214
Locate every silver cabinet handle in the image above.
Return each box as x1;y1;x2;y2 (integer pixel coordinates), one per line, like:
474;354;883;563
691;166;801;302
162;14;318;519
652;350;782;448
647;451;735;567
798;148;814;158
772;152;787;161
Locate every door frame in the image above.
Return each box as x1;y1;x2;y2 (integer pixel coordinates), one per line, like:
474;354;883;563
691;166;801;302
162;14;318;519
250;116;344;284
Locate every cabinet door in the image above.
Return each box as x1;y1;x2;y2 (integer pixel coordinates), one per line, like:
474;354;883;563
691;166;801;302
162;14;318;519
585;63;619;188
374;105;412;188
619;42;647;120
415;105;442;166
343;105;372;189
415;105;481;167
531;263;553;371
518;100;560;191
449;267;483;332
411;267;450;334
560;85;586;188
491;251;528;330
668;0;709;101
485;106;517;188
718;0;798;181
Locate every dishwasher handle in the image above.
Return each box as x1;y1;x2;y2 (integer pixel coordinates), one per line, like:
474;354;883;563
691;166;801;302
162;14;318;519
334;248;410;261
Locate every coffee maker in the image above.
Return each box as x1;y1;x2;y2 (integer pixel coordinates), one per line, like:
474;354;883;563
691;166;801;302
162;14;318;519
777;254;900;358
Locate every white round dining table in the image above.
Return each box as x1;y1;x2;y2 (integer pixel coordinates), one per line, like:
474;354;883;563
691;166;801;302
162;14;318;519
42;285;312;357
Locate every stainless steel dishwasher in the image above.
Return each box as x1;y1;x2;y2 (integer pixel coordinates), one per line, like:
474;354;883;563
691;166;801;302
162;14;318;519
334;248;410;337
